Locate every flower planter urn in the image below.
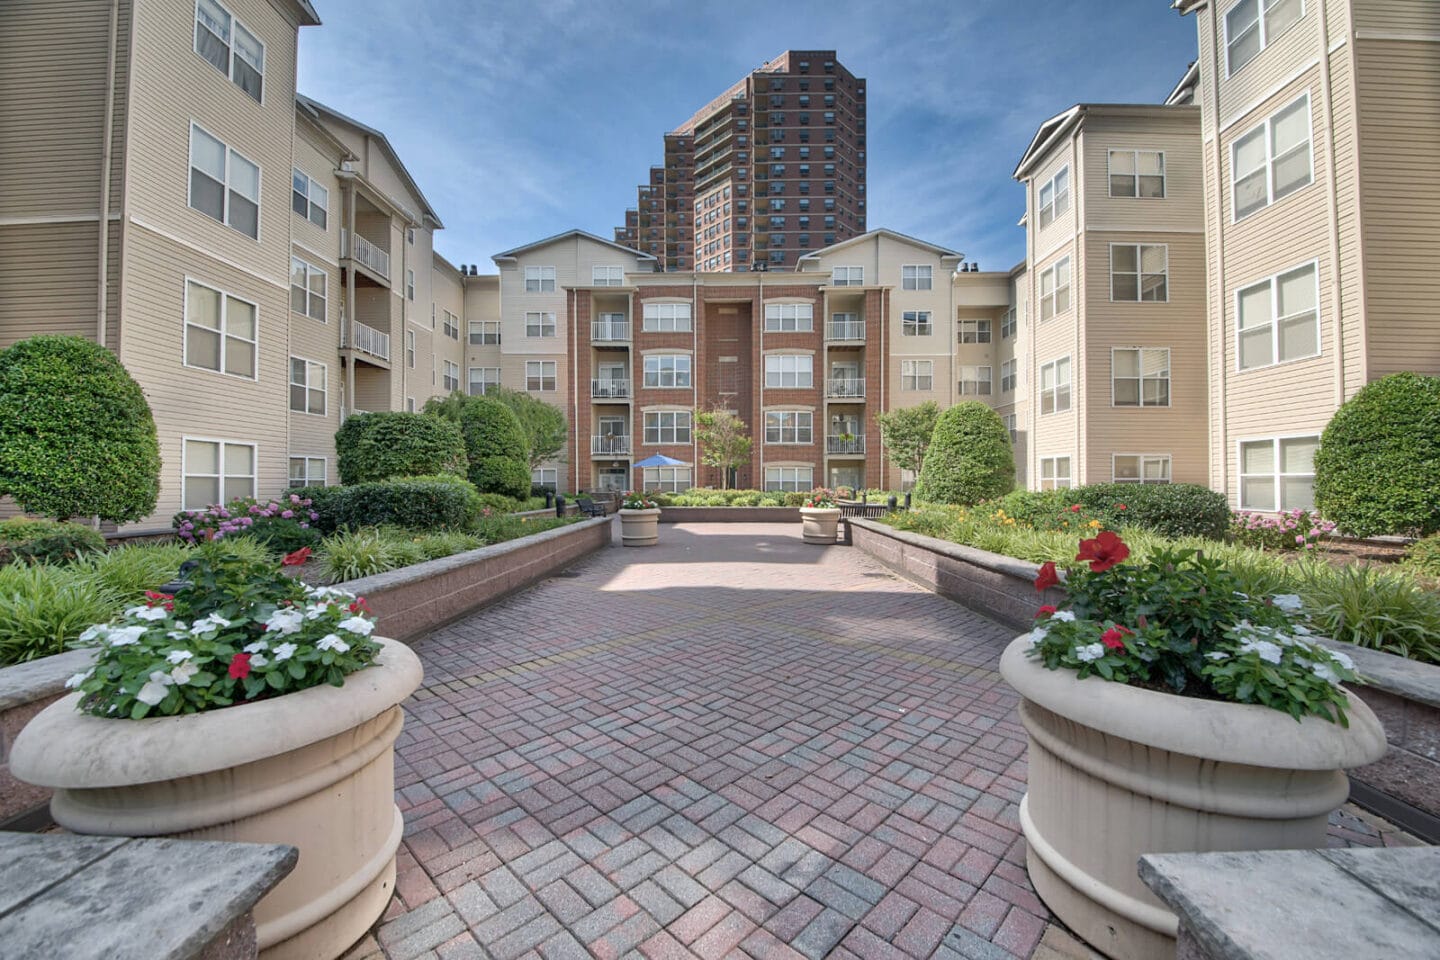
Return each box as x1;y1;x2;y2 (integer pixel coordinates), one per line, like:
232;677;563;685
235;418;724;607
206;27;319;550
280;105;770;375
998;635;1386;960
10;636;424;960
799;506;842;544
618;507;660;547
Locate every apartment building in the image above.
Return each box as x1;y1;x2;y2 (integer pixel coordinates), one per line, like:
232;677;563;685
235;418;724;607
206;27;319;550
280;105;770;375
613;51;868;273
1173;0;1440;513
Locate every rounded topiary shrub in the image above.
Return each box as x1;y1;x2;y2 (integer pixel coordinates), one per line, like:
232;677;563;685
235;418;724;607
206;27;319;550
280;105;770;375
0;335;160;522
914;402;1015;505
1314;372;1440;537
286;475;482;533
459;397;531;500
1076;482;1232;541
0;517;107;565
335;411;467;485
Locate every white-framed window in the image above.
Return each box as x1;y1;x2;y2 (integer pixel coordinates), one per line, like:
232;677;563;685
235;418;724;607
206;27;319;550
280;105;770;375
644;411;692;444
1233;94;1312;221
901;311;932;336
288;357;326;415
1114;454;1172;484
442;361;460;392
764;466;814;492
642;302;693;332
470;320;500;345
643;466;692;492
289;257;326;321
288;456;326;488
1000;358;1018;392
188;123;259;239
593;265;624;286
1108;150;1166;198
525;311;557;338
958;365;992;396
405;396;415;412
958;319;991;343
1239;435;1318;511
524;265;556;292
405;330;415;369
1002;414;1018;443
1226;0;1305;77
831;266;863;286
643;355;691;387
442;310;459;340
902;264;933;290
184;279;257;379
1236;261;1320;370
1110;244;1169;302
901;360;932;391
1038;166;1070;228
182;437;255;510
764;303;813;332
405;269;415;301
1039;257;1071;320
1039;456;1072;491
765;354;813;388
468;367;500;396
291;169;328;228
765;410;813;444
531;467;559;489
194;0;264;102
525;361;556;392
1112;347;1171;406
1040;357;1072;415
1001;308;1017;339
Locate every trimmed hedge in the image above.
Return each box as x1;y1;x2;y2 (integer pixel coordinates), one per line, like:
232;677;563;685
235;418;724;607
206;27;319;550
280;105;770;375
0;517;106;565
288;475;483;534
915;402;1014;505
459;397;531;500
334;411;467;485
995;483;1232;540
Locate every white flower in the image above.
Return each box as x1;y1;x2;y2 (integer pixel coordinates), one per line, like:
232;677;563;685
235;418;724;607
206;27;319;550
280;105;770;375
1291;624;1311;636
243;640;269;654
1311;661;1340;684
166;629;191;642
78;624;108;644
1024;627;1049;647
264;608;305;636
1239;638;1284;664
249;653;269;668
272;642;298;662
316;634;350;653
305;585;355;601
1074;642;1106;663
1050;610;1077;623
303;603;330;621
165;649;193;665
107;626;147;647
190;613;232;635
337;616;374;637
1330;650;1354;671
136;670;175;706
64;670;92;689
1271;594;1304;613
125;605;170;622
170;661;200;685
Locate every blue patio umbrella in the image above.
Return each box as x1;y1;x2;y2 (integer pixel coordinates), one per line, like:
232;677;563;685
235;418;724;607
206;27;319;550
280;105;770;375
633;454;687;468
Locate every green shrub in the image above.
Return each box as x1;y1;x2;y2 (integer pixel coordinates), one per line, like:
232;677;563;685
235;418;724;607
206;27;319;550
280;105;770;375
411;530;484;560
458;397;531;499
474;492;525;516
1314;372;1440;537
1074;483;1231;541
1406;535;1440;579
914;402;1014;505
474;514;574;545
288;475;482;534
71;543;191;600
193;535;275;566
1295;562;1440;664
318;529;399;582
334;411;467;485
0;335;160;522
0;565;121;665
0;517;106;565
246;516;321;554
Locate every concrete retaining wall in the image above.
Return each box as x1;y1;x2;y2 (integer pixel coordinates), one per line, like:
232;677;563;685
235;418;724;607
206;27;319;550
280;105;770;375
0;648;95;827
658;507;801;524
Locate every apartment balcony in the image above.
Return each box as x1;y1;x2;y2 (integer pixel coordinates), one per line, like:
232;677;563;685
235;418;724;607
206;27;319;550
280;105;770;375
826;435;866;456
592;319;631;343
340;229;390;280
591;435;631;456
592;379;630;400
827;378;865;399
826;320;865;341
342;320;390;363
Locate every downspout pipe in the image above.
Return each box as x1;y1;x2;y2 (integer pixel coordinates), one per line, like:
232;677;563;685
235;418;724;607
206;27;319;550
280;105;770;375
96;0;120;347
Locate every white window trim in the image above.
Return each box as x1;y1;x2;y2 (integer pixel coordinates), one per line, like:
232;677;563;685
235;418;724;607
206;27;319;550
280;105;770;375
900;359;933;391
1233;259;1322;373
1039;455;1073;491
289;356;328;416
957;365;993;396
1231;92;1314;223
193;0;265;103
1110;347;1172;408
291;168;328;229
182;276;258;381
1039;256;1072;321
957;318;992;344
642;465;694;492
524;265;557;292
1038;165;1070;228
643;354;692;388
1040;356;1072;415
1236;433;1320;512
642;301;694;333
181;436;257;511
443;360;461;392
1106;150;1167;199
289;256;327;322
525;360;557;392
525;311;558;338
763;465;815;492
901;264;933;290
763;302;814;332
901;311;933;337
288;455;327;488
763;410;814;444
592;265;625;286
405;329;416;369
1223;0;1306;79
188;120;261;241
1109;243;1170;303
764;354;814;388
468;366;501;395
644;410;693;445
831;266;864;286
1112;453;1173;484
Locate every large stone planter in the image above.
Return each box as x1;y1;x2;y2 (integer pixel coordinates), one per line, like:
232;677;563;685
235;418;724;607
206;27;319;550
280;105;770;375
800;506;842;544
999;636;1386;960
10;636;423;960
619;507;660;546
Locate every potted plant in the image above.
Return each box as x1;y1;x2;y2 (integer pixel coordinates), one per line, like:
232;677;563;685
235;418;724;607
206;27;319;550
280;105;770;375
618;490;661;547
799;487;842;543
10;549;423;960
999;531;1386;960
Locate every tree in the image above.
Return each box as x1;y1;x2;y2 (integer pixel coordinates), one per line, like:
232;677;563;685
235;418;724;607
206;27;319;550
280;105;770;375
0;335;160;522
694;408;753;489
457;396;531;499
876;402;939;481
426;389;566;470
334;411;466;485
914;402;1014;505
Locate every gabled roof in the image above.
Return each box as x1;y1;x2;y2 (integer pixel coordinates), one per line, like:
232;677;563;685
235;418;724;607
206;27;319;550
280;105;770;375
1013;103;1199;179
291;1;321;25
1012;106;1082;180
491;229;660;264
1171;0;1208;15
1166;61;1200;106
794;228;963;263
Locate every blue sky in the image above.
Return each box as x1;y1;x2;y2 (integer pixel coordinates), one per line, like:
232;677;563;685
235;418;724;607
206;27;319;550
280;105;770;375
298;1;1198;274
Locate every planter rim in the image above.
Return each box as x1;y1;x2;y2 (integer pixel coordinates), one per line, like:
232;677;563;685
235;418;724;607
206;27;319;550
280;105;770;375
618;507;661;516
10;636;423;789
799;506;842;514
999;636;1385;769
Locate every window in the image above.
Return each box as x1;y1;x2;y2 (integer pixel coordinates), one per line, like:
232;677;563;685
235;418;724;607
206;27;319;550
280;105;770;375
958;366;992;396
531;467;558;490
831;266;863;286
1226;0;1305;76
644;411;692;444
406;397;415;412
901;360;932;391
289;257;326;320
288;358;326;415
643;355;691;388
642;302;693;332
406;269;415;301
765;411;813;444
288;456;326;488
468;367;500;395
1236;262;1320;370
958;319;991;343
764;354;814;388
1038;166;1070;229
1040;357;1072;414
470;320;500;345
1114;454;1172;484
1039;257;1072;320
188;123;259;238
443;361;460;392
184;279;256;379
405;330;415;369
764;303;814;332
593;265;624;286
442;310;459;340
525;361;555;392
291;170;328;228
195;0;264;101
1108;150;1165;198
525;311;557;338
1240;435;1318;511
902;265;933;290
1233;95;1312;221
1001;308;1017;339
1000;359;1018;392
1110;244;1169;302
902;311;932;336
524;265;556;292
1003;414;1018;443
764;466;814;492
1112;348;1171;407
644;466;692;492
1039;456;1072;491
182;438;255;510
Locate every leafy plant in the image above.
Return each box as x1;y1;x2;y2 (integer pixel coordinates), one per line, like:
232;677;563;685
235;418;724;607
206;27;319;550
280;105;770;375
288;476;482;534
694;407;753;489
876;402;939;480
458;397;531;499
1074;483;1231;541
173;495;319;544
621;491;659;510
1405;534;1440;580
914;402;1014;505
334;410;467;485
803;488;837;508
0;565;121;665
1231;508;1337;551
1293;562;1440;664
71;544;191;601
318;529;399;582
0;517;106;565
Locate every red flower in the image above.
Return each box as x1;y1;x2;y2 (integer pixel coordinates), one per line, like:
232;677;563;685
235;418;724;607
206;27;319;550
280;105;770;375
1116;503;1128;511
228;653;252;680
1070;504;1082;513
1034;561;1060;592
348;597;372;615
281;547;312;567
1036;605;1057;619
1076;530;1130;573
144;590;174;608
1100;625;1132;650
